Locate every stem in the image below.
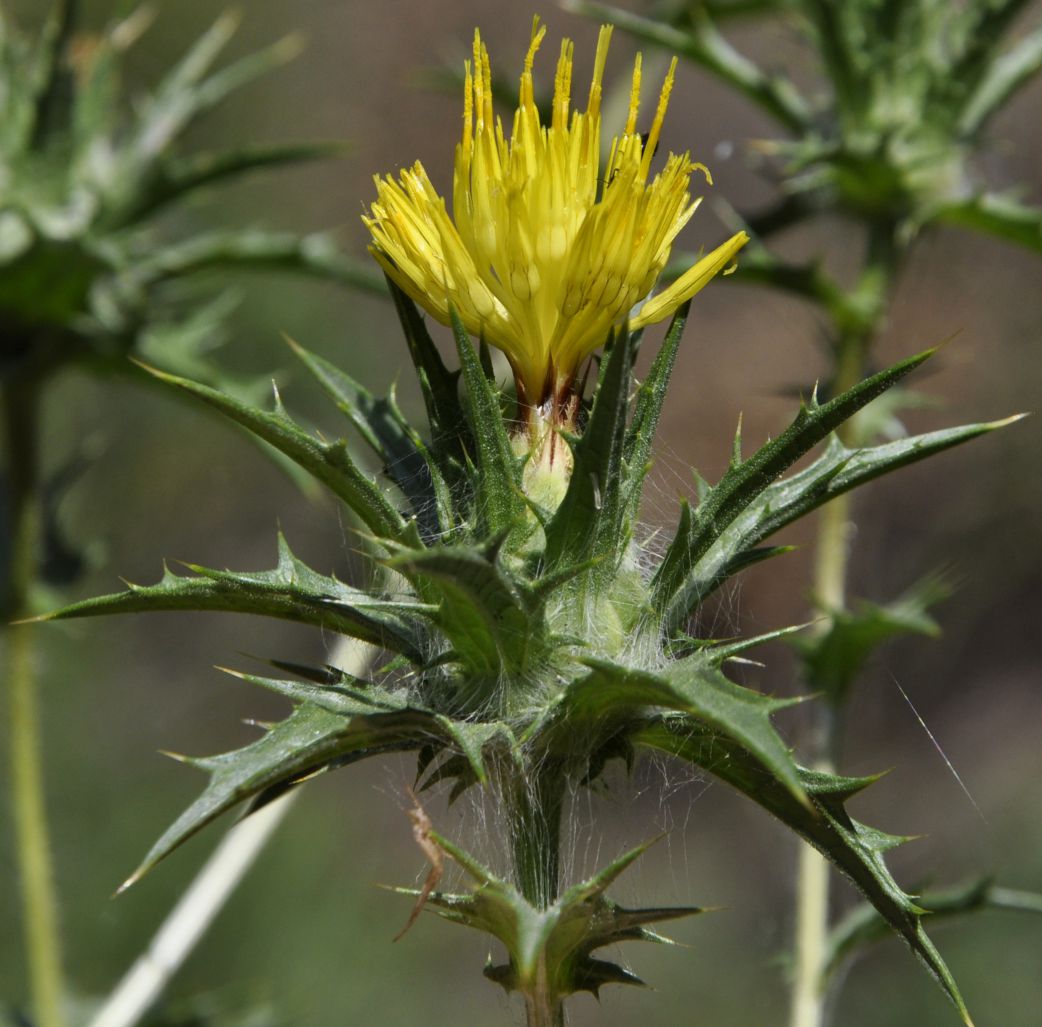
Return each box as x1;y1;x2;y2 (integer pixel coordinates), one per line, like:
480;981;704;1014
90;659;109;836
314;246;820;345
90;639;376;1027
88;793;297;1027
509;767;563;911
789;221;899;1027
507;763;565;1027
523;987;566;1027
3;375;68;1027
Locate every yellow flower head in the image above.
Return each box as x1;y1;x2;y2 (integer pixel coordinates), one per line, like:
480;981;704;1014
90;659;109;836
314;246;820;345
365;18;748;409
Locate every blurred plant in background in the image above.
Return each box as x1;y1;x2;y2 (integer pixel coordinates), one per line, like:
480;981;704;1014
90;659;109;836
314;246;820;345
0;3;364;1025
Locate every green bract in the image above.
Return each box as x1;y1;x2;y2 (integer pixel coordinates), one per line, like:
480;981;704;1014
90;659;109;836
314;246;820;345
42;276;1018;1023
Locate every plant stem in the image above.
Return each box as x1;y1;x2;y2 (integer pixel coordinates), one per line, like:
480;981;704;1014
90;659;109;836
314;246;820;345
89;638;376;1027
788;329;865;1027
789;221;899;1027
508;762;565;1026
88;793;297;1027
3;374;67;1027
509;765;564;911
523;986;566;1027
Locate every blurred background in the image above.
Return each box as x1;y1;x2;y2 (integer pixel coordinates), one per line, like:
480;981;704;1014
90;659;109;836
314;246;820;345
1;1;1040;1024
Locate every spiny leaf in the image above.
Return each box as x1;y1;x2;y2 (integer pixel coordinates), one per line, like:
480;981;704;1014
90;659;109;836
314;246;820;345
123;10;241;162
679;622;810;664
72;6;154;148
387;543;536;689
122;703;436;890
34;533;427;660
449;307;523;535
637;716;972;1023
288;338;452;543
660;413;1021;629
219;669;405;719
559;835;665;905
567;0;810;130
385;280;470;478
933;193;1042;255
432;717;518;786
623;302;690;525
412;830;703;1001
29;0;79;147
824;877;1042;981
127;15;301;165
958;23;1042;135
135;363;408;541
653;348;937;622
560;659;806;804
111;141;344;224
136;228;386;290
544;323;632;573
797;571;950;704
221;669;515;788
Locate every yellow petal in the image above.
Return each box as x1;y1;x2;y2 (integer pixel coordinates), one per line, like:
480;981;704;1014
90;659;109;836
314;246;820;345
365;26;744;406
630;231;750;330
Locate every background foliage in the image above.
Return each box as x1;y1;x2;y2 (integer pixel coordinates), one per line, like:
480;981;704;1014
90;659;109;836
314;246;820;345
1;1;1040;1024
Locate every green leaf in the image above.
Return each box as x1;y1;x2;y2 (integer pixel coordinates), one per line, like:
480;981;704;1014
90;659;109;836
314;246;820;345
111;140;343;225
288;339;452;543
636;717;972;1023
559;658;806;804
120;10;240;164
656;399;1019;630
449;307;523;536
34;533;428;661
135;228;386;291
432;717;518;786
220;668;514;789
703;418;1016;618
122;702;437;889
622;303;690;530
797;571;950;704
932;193;1042;255
544;323;632;573
958;19;1042;134
566;0;810;131
136;363;408;541
824;877;1042;981
653;349;937;622
72;6;153;149
385;280;470;478
126;14;301;165
950;0;1034;97
219;668;404;719
29;0;79;148
386;541;537;693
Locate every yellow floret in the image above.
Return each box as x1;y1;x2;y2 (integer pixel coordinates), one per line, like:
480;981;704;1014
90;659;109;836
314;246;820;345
364;18;748;409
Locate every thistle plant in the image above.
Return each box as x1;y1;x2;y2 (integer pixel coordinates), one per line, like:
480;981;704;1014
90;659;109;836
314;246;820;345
1;5;358;1025
36;19;1025;1027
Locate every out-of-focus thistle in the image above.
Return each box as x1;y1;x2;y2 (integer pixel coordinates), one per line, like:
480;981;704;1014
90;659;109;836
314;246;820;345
1;6;366;1026
566;0;1042;255
0;1;374;384
564;0;1042;358
40;19;1022;1027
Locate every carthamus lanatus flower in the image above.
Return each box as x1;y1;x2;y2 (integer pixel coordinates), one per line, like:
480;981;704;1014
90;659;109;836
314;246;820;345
365;19;748;417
